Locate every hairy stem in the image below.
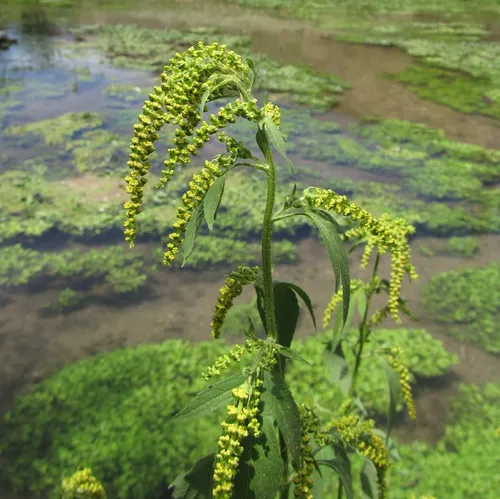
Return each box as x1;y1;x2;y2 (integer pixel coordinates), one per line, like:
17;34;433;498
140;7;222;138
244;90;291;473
349;252;380;397
260;131;278;341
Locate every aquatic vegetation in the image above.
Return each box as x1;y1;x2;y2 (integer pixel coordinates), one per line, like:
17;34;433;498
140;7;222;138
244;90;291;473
67;129;129;174
388;383;500;499
5;111;104;145
0;244;147;294
385;64;500;120
0;328;455;498
445;235;478;257
69;24;348;111
154;235;296;268
422;261;500;352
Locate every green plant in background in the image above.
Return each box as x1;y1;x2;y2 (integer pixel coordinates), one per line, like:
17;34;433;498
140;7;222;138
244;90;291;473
422;261;500;353
445;235;478;257
119;41;419;498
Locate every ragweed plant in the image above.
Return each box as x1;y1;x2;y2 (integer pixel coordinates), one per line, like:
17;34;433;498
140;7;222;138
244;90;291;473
119;42;419;498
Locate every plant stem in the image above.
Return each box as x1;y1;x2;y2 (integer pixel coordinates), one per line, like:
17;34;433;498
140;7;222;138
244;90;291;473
260;131;278;341
337;480;344;499
349;252;380;397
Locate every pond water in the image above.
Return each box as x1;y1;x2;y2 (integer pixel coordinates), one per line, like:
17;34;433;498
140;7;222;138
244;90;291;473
0;0;499;497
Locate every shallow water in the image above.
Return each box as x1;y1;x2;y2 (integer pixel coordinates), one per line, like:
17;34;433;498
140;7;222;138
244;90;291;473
0;1;500;496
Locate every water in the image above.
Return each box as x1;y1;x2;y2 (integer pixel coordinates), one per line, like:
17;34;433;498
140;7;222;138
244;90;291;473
0;0;499;497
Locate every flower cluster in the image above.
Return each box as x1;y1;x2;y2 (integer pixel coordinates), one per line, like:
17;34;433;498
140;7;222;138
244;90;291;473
124;41;260;248
387;347;417;420
264;102;281;127
213;379;263;499
304;188;418;322
293;405;326;499
327;415;389;498
323;278;364;329
61;468;106;499
211;266;259;338
202;340;258;380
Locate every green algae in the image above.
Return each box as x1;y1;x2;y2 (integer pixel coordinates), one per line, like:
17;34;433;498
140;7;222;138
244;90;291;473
421;261;500;353
0;327;455;498
68;24;348;111
5;111;104;145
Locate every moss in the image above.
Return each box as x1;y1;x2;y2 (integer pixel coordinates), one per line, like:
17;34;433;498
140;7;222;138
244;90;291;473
0;327;455;498
5;112;104;145
421;261;500;352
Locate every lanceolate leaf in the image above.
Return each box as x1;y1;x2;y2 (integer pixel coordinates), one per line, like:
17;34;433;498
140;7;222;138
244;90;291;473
274;281;299;348
303;209;351;325
263;117;295;173
203;176;226;231
383;360;403;439
317;445;353;499
182;201;205;267
277;345;311;365
261;370;302;469
232;416;283;499
173;373;245;422
275;281;316;330
360;459;379;499
324;341;352;396
171;453;215;499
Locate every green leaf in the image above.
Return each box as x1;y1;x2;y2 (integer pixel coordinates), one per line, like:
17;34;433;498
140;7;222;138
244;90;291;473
261;370;302;469
203;176;226;231
275;281;316;330
324;341;352;396
360;459;379;499
182;202;205;267
173;373;245;422
233;415;283;499
198;87;212;117
357;287;368;318
276;345;311;365
274;281;299;348
263;117;295;173
254;284;268;335
317;445;353;499
304;209;351;325
245;57;257;87
383;360;402;439
171;453;214;499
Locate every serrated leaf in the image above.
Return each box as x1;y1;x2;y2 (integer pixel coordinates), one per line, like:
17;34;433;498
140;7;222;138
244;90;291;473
304;209;350;325
361;459;379;499
203;176;226;231
173;373;245;422
261;370;302;469
182;202;205;267
274;281;299;348
170;453;214;499
277;345;311;365
275;281;316;330
233;415;282;499
325;341;352;396
383;360;403;439
317;445;353;499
